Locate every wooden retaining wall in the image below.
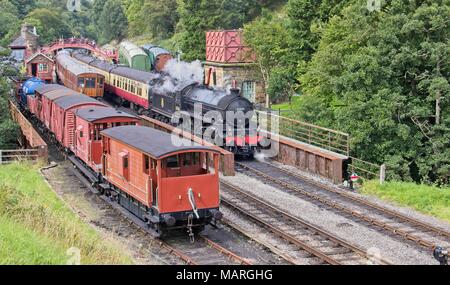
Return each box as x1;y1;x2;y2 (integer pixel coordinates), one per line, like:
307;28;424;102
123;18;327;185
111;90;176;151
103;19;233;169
139;116;235;176
8;100;48;162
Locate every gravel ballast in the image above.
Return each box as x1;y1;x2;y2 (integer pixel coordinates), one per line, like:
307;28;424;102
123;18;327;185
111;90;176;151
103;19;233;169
221;172;441;265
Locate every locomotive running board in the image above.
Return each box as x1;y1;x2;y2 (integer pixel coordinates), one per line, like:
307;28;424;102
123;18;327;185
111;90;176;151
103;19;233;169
99;195;162;238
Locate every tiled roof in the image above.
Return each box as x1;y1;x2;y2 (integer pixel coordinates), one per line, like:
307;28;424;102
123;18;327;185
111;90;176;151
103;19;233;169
9;36;26;48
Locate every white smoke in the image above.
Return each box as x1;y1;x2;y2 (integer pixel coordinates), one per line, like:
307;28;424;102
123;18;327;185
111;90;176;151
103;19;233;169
254;151;267;162
162;59;204;87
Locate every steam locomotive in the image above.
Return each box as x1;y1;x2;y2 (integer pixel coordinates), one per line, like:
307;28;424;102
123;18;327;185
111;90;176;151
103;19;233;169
70;51;260;157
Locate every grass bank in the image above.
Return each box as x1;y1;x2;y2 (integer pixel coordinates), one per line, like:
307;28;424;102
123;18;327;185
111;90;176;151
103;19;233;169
361;180;450;223
0;162;133;265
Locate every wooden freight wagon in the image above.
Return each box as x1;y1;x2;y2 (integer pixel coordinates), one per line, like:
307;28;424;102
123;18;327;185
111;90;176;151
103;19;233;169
51;94;107;149
73;107;139;173
40;87;77;129
34;84;69;123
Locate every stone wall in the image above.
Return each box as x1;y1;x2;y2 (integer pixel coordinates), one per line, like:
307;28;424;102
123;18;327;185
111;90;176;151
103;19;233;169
204;61;266;105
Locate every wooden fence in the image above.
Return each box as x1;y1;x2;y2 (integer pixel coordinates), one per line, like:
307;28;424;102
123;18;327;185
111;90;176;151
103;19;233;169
0;149;40;164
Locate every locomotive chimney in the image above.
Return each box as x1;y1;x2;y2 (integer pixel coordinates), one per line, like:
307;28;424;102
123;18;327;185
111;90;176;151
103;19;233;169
230;79;240;96
205;67;213;86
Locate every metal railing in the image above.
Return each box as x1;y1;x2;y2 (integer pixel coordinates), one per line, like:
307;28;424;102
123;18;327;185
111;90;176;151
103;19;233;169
254;108;386;183
255;110;350;156
0;149;39;165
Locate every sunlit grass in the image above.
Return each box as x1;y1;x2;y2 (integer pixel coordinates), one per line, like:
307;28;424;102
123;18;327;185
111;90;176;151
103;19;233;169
0;162;133;265
361;180;450;223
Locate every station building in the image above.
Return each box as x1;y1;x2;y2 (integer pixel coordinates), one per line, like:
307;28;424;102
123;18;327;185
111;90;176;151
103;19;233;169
203;30;267;106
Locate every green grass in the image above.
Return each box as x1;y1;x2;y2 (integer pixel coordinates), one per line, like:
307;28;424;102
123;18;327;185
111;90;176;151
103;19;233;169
271;96;304;111
361;180;450;223
0;162;133;265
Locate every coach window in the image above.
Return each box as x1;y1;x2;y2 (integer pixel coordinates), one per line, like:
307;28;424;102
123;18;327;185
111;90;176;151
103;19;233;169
97;78;104;88
182;153;192;166
78;78;85;88
106;138;111;154
86;78;96;88
143;154;150;174
165;155;179;168
120;152;129;181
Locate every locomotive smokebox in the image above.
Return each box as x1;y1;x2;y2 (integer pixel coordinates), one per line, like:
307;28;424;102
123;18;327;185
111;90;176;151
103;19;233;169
230;88;240;96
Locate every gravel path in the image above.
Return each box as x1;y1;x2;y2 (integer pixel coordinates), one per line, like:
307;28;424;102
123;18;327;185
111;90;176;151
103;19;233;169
221;172;440;265
272;160;450;233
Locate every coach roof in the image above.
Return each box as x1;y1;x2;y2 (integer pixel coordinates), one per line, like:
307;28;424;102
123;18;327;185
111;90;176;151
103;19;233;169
101;126;219;159
56;51;104;77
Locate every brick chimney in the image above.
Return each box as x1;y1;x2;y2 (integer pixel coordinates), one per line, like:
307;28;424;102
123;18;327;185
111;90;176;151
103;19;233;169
21;24;39;54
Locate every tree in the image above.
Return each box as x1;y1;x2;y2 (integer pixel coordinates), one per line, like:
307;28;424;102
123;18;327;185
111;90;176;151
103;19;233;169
0;79;19;149
286;0;350;62
24;8;72;44
299;0;450;184
97;0;128;44
244;10;295;103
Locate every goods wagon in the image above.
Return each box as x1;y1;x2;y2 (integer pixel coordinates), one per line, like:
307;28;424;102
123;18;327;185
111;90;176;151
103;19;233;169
40;86;77;129
119;41;151;72
34;84;68;122
141;44;172;72
51;94;107;149
73;107;140;173
101;126;222;236
56;50;105;98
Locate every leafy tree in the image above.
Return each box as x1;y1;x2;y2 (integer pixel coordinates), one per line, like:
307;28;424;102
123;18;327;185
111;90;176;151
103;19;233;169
24;8;72;44
8;0;36;18
243;10;295;103
0;10;20;46
124;0;178;40
286;0;350;62
299;0;450;184
96;0;128;44
0;79;19;149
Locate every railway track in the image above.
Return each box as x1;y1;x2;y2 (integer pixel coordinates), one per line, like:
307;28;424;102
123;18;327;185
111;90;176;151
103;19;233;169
235;160;450;251
220;181;390;265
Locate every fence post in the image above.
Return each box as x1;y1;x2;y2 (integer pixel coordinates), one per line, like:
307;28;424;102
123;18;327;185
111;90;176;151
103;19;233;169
0;150;2;164
380;164;386;185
